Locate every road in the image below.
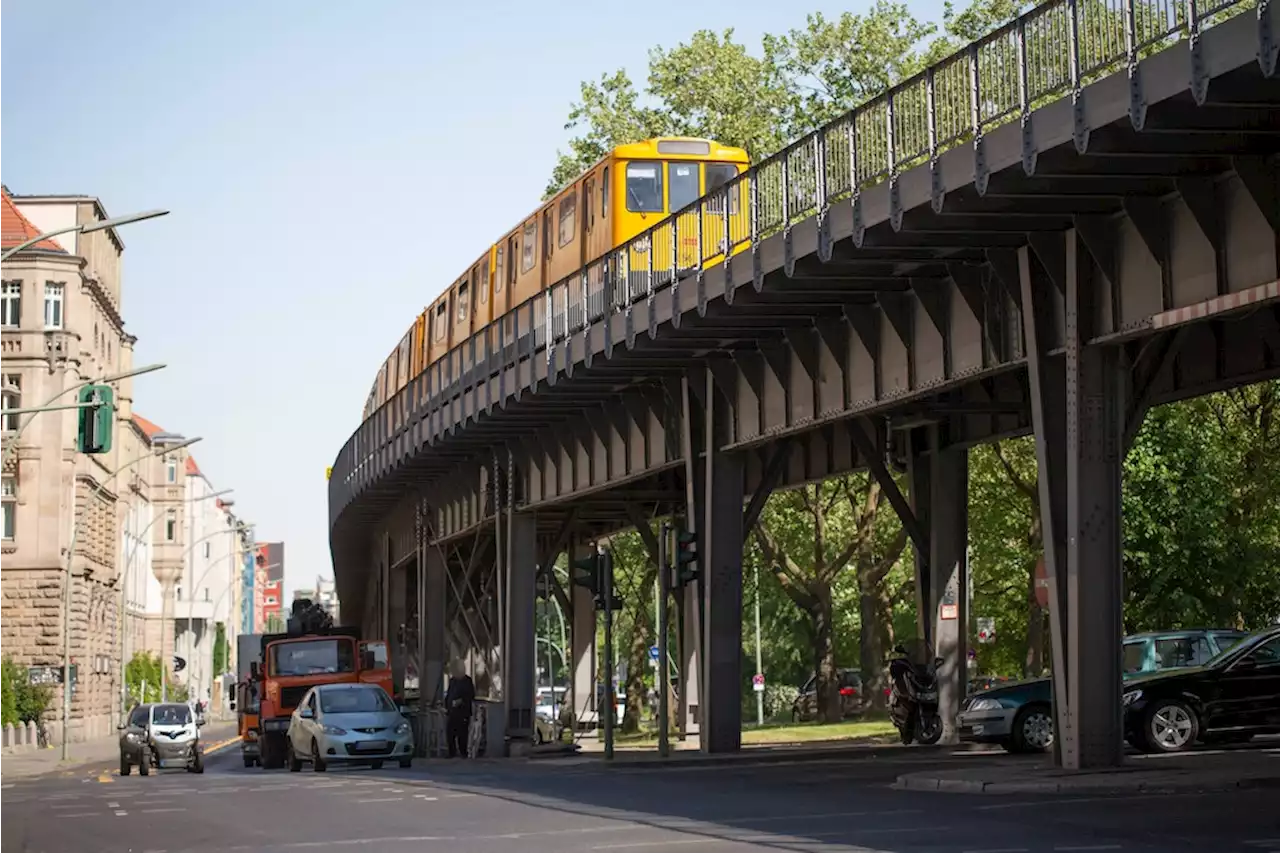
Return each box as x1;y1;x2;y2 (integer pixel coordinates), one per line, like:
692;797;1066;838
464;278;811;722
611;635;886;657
3;742;1279;853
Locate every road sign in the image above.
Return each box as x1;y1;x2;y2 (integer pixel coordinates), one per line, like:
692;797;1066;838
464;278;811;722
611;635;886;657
173;655;187;673
1035;557;1050;608
977;616;996;644
648;645;660;662
940;603;958;620
752;673;765;693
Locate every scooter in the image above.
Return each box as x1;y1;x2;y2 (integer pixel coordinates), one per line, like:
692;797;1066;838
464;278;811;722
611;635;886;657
887;643;944;745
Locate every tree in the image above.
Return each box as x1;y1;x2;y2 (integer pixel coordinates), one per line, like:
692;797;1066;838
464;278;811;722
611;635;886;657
212;622;228;677
605;529;659;735
752;475;907;722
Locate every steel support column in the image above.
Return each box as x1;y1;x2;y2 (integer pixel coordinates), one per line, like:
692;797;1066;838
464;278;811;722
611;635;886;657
422;541;446;707
1020;233;1125;770
570;538;599;730
698;366;744;754
927;427;968;744
679;375;704;740
503;511;538;752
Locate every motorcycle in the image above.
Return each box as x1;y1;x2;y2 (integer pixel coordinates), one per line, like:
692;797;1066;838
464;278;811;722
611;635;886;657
887;640;944;745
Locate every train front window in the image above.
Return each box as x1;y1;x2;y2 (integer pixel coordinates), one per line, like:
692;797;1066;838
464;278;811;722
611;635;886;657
668;162;700;213
625;162;663;213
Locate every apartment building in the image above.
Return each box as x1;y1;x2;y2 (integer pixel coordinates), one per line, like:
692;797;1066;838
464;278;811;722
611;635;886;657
0;188;166;739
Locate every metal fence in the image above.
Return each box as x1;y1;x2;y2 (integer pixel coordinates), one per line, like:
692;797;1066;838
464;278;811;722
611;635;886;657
330;0;1258;512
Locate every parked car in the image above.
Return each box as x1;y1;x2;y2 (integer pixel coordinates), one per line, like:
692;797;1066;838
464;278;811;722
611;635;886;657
285;682;414;771
792;669;863;722
1124;625;1280;753
119;702;205;776
958;628;1248;753
533;711;557;745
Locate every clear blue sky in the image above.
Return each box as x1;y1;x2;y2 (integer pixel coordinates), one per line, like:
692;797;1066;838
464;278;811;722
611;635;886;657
2;0;945;600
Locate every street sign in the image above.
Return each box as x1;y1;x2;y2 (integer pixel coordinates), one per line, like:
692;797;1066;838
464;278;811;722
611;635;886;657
1035;556;1050;608
977;616;996;644
940;603;958;620
648;645;660;662
173;655;187;673
752;673;765;693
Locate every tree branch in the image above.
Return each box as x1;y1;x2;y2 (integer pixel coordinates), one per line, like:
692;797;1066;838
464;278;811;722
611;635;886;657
992;441;1037;500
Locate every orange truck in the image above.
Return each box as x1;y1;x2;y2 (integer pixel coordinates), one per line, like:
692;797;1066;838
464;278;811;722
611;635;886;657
250;627;393;769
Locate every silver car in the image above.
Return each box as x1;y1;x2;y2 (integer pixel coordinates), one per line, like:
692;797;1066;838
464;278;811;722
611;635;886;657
286;683;414;771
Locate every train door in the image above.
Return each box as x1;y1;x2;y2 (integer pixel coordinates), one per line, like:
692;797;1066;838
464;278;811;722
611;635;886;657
450;278;472;387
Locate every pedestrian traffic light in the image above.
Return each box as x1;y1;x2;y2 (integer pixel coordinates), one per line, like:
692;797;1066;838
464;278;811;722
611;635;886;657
597;550;623;612
675;528;698;586
75;384;115;454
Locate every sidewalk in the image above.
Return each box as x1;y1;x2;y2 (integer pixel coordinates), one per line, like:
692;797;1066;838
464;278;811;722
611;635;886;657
894;746;1280;794
0;722;238;781
531;737;973;768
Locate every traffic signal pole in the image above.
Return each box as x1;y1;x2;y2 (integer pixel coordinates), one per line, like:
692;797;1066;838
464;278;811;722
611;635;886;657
601;547;615;761
657;524;671;758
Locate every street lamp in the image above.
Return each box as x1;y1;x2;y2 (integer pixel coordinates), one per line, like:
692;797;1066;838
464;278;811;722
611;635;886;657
177;522;253;703
60;434;200;760
117;488;233;719
0;209;170;262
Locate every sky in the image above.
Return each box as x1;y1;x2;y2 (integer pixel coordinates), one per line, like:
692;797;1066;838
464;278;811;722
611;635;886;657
2;0;946;600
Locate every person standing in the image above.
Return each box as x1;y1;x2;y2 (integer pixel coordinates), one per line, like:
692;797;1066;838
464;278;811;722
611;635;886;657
444;662;475;758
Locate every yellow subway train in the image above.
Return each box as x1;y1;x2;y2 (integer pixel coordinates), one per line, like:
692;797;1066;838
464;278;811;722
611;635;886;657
362;137;750;422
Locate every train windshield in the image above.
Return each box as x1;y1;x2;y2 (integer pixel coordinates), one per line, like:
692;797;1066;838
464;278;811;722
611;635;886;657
668;162;700;212
705;163;740;214
270;638;356;677
625;162;663;213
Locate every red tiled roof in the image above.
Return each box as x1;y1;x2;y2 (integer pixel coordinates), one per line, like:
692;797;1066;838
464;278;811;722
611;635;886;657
131;414;166;438
1;189;66;253
184;456;201;477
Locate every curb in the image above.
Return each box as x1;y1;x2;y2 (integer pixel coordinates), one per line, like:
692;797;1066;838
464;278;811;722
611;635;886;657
893;772;1280;795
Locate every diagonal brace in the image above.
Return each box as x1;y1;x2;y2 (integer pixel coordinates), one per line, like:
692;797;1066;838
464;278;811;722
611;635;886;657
849;419;928;555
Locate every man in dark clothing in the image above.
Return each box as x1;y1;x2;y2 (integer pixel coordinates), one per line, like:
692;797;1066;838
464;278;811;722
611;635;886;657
444;663;475;758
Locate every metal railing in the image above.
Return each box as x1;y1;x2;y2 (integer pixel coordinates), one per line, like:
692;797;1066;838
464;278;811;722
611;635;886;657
330;0;1257;517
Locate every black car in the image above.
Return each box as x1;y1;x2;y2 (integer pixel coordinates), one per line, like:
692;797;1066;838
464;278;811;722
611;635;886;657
1123;625;1280;753
792;669;863;722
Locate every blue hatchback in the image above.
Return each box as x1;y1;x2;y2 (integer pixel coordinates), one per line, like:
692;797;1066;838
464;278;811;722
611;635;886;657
957;629;1248;753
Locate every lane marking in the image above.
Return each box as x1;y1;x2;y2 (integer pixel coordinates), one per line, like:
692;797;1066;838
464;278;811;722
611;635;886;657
592;841;718;851
114;810;128;816
1054;847;1123;852
413;794;438;800
356;797;403;803
141;807;187;814
107;801;120;808
59;812;101;818
962;848;1030;853
383;787;404;793
96;774;113;784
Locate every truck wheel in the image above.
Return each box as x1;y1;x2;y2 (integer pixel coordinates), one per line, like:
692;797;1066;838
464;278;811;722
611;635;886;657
243;755;255;769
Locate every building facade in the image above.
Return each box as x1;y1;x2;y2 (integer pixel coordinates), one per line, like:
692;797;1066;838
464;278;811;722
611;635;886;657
254;542;285;631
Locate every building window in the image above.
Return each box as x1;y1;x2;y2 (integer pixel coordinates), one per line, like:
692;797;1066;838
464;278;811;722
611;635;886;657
165;511;177;542
2;474;16;540
203;541;210;558
43;282;64;330
165;459;177;483
1;376;20;432
204;588;210;602
1;280;20;328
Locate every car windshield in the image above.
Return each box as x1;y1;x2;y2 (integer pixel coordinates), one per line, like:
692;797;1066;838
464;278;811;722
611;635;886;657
152;704;191;726
319;687;395;715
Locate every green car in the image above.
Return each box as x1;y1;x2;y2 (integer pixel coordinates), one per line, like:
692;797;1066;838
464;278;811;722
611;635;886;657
957;629;1248;753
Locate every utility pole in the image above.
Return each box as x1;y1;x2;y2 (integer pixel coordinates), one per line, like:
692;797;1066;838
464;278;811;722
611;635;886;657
657;523;671;757
753;562;764;727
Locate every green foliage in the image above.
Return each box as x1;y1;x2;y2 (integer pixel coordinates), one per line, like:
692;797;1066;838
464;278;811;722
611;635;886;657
212;623;228;677
1;657;54;726
126;652;164;705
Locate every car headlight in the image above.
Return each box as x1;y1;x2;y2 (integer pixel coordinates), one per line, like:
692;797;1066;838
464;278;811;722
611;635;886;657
395;721;411;735
1122;690;1142;707
125;732;141;742
968;697;1002;712
321;725;347;735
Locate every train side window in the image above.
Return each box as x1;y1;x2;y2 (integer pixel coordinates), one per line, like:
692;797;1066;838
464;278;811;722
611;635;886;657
495;246;505;293
625;162;662;213
456;282;470;323
602;167;609;214
543;209;554;260
585;177;595;226
521;221;536;272
477;265;488;304
559;195;576;247
434;302;448;341
705;163;740;215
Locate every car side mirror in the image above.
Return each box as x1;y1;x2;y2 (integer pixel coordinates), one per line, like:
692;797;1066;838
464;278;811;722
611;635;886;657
299;707;314;719
229;700;237;712
117;723;127;731
197;715;206;727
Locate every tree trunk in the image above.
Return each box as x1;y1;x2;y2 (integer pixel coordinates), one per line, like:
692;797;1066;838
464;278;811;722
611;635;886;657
812;581;841;724
1024;572;1045;678
860;579;892;713
622;563;658;735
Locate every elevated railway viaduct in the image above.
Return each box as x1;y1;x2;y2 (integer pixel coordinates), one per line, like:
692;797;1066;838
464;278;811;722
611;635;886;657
329;3;1279;768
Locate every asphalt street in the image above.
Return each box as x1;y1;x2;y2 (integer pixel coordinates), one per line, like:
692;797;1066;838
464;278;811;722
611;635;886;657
3;742;1279;853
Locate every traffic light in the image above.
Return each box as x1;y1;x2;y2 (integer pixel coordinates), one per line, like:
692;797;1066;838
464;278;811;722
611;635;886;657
76;384;115;454
570;549;601;595
674;528;699;586
597;550;622;612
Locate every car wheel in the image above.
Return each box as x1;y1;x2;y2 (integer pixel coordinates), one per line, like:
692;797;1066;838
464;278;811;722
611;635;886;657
120;753;131;777
287;741;302;772
399;757;412;769
189;749;204;774
312;739;327;772
1143;699;1199;753
139;748;151;776
1010;704;1054;753
533;727;544;746
243;755;255;769
371;760;384;770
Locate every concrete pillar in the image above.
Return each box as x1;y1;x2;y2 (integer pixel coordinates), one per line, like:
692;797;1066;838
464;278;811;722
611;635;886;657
422;545;446;706
928;428;968;744
698;366;743;754
570;540;598;729
504;512;537;749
